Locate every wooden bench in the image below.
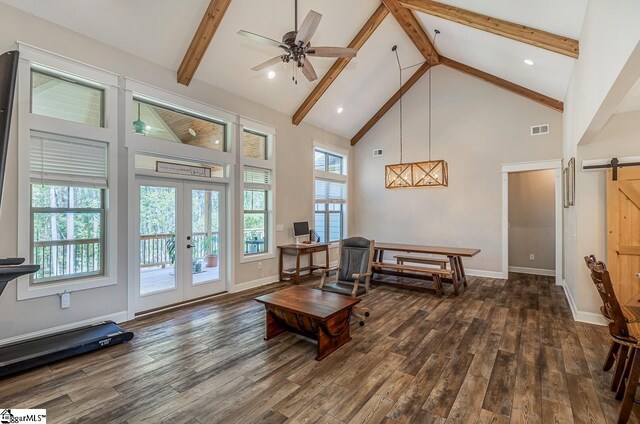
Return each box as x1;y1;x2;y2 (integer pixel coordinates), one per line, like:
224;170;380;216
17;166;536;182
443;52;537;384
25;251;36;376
394;254;449;269
372;262;454;297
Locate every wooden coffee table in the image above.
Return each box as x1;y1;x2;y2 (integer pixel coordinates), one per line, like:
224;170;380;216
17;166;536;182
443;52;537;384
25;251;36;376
255;286;360;361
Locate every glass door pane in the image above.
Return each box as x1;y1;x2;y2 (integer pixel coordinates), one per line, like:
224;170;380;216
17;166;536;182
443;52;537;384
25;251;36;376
191;189;221;285
139;185;178;295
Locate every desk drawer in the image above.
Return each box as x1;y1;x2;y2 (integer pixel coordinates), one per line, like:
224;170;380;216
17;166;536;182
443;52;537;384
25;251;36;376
305;245;327;254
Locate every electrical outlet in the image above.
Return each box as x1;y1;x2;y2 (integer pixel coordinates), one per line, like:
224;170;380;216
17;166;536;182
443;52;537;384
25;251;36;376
257;262;263;269
60;292;70;309
529;254;535;261
276;224;284;231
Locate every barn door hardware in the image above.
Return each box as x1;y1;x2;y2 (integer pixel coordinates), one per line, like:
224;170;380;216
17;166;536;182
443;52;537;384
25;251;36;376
583;157;640;181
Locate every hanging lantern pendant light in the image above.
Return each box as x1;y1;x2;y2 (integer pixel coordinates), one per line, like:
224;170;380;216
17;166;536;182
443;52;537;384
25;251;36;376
385;31;448;189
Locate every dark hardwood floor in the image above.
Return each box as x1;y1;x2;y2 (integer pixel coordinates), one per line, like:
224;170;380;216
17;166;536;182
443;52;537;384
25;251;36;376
0;273;635;423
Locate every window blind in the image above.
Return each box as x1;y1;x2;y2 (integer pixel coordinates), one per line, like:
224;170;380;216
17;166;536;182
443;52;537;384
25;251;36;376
30;134;108;187
314;179;345;204
243;166;271;190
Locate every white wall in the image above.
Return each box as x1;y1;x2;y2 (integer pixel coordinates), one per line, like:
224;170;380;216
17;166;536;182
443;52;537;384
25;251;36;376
0;3;349;340
352;65;563;275
508;170;556;271
562;0;640;323
573;110;640;315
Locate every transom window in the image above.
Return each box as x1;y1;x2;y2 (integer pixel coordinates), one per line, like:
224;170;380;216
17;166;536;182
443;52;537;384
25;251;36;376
31;69;105;127
315;149;343;174
243;129;268;159
132;98;227;152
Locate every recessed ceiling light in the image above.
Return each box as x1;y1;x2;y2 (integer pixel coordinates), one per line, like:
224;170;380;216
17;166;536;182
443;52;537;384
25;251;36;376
188;128;197;137
267;71;276;79
524;59;534;66
337;106;344;114
145;125;152;131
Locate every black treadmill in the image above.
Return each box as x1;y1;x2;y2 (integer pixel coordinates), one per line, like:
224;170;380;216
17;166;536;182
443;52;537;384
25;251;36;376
0;50;134;378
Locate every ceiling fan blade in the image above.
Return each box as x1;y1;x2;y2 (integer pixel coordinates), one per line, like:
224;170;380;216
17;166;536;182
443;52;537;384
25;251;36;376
295;10;322;46
300;59;318;82
238;30;285;49
251;56;283;71
307;47;357;58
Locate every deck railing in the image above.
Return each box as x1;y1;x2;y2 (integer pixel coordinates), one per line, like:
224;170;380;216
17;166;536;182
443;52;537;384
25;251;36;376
33;228;263;280
32;239;102;282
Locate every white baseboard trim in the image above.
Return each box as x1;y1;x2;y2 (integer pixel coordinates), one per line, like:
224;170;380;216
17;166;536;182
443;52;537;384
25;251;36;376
466;269;507;279
560;279;607;326
0;310;129;347
508;266;556;277
229;275;279;293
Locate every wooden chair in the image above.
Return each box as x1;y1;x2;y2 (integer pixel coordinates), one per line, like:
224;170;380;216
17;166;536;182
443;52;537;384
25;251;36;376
318;237;375;326
586;259;640;423
584;256;640;377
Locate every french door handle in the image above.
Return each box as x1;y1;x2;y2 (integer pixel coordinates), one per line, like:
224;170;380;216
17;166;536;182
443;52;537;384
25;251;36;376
186;244;193;249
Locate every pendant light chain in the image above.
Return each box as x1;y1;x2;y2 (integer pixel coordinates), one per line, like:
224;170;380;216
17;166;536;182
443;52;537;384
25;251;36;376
429;30;439;162
393;46;402;164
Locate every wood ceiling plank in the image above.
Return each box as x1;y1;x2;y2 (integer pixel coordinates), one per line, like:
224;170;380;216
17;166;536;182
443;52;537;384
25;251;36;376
351;62;431;145
440;57;564;112
382;0;440;65
399;0;579;58
292;4;389;126
177;0;233;86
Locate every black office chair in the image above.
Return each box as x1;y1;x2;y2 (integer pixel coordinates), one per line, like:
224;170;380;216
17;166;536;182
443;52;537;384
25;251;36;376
318;237;375;325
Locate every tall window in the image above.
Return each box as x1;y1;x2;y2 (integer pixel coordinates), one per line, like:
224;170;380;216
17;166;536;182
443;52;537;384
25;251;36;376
314;147;347;243
30;134;108;283
243;167;271;255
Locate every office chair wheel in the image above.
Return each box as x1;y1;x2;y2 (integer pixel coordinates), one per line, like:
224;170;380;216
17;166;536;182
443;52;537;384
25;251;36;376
359;321;365;326
364;312;370;317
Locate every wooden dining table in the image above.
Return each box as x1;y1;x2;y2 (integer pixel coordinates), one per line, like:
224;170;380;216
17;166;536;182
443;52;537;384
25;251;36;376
372;242;481;294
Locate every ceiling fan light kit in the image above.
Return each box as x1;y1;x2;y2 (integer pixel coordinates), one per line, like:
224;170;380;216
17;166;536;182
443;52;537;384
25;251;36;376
385;36;448;189
238;0;357;84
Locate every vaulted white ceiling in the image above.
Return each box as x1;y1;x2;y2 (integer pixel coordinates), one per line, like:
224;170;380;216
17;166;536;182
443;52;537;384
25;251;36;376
0;0;588;139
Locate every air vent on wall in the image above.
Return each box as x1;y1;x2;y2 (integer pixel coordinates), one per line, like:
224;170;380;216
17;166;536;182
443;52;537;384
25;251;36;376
373;149;383;157
531;124;550;136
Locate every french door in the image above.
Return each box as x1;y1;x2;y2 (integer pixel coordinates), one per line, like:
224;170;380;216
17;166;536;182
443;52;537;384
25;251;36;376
135;177;226;313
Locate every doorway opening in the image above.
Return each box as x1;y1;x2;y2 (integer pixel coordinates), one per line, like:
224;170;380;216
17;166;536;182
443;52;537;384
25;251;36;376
501;161;563;284
508;170;556;277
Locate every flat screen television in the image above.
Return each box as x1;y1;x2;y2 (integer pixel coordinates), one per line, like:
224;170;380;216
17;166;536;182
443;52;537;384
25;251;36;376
0;50;19;213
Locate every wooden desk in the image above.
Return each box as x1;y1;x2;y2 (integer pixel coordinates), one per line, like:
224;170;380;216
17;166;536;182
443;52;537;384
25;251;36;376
278;243;330;284
255;286;360;360
373;242;481;295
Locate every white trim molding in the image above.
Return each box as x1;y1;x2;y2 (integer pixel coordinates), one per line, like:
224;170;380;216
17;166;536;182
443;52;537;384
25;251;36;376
501;160;563;284
561;280;607;326
229;275;280;293
508;266;556;277
0;311;129;347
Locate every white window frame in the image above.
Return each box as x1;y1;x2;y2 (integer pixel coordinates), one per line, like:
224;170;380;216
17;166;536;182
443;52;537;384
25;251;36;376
239;118;275;263
313;141;348;246
16;43;119;300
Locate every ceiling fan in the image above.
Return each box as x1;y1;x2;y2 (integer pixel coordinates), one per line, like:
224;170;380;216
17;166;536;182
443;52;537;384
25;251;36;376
237;0;357;83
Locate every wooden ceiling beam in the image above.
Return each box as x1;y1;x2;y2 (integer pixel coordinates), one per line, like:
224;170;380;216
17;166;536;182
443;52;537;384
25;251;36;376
382;0;440;65
399;0;579;58
177;0;233;86
351;61;432;145
292;4;389;126
440;57;564;112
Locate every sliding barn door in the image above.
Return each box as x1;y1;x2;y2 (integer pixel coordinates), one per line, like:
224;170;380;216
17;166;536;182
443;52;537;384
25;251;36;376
607;167;640;306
